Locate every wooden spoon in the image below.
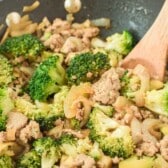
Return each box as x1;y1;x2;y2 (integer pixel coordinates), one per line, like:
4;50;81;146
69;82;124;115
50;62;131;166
121;0;168;81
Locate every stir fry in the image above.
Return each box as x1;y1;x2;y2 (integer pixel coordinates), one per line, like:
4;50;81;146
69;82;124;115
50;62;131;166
0;1;168;168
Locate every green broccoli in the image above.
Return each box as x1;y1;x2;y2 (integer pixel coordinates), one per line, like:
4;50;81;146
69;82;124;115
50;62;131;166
17;150;41;168
59;134;78;156
0;54;13;86
93;103;114;117
144;83;168;116
69;118;81;130
0;155;14;168
108;50;123;67
0;34;44;60
105;31;134;55
59;134;102;159
16;86;69;130
28;55;66;101
93;48;123;68
87;108;134;158
0;87;14;114
120;70;140;99
33;137;61;168
89;142;103;161
34;86;68;130
0;109;7;131
66;52;110;85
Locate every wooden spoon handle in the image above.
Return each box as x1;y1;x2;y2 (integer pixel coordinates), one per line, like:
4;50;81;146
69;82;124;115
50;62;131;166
149;0;168;45
122;0;168;81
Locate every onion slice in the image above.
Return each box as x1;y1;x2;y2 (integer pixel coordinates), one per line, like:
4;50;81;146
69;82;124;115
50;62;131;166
142;118;161;143
23;1;40;12
91;18;111;28
130;117;142;144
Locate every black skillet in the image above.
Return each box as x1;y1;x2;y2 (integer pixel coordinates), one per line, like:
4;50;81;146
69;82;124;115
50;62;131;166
0;0;165;41
0;0;165;167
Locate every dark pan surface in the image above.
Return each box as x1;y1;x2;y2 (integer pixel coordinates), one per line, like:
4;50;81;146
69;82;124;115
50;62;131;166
0;0;164;40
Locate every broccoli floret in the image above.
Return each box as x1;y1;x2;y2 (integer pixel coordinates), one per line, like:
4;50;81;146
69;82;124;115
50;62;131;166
108;50;123;67
105;31;134;55
93;103;114;117
120;70;140;99
33;137;61;168
0;87;14;114
59;134;78;156
69;118;81;130
59;134;98;158
17;150;41;168
89;142;103;161
34;86;69;130
0;54;13;86
66;52;110;85
93;48;123;68
120;65;150;107
87;108;134;158
145;83;168;116
0;109;7;131
16;86;68;130
28;55;66;101
0;34;44;60
0;155;14;168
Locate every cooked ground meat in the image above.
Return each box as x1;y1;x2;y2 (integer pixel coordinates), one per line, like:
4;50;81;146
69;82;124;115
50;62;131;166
41;18;99;60
44;34;64;52
19;120;42;143
74;154;96;168
0;132;7;142
6;112;28;131
92;68;121;105
160;136;168;161
138;141;159;157
60;154;96;168
61;36;85;54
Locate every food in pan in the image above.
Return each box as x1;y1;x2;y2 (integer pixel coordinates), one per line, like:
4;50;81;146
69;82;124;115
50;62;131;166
0;0;168;167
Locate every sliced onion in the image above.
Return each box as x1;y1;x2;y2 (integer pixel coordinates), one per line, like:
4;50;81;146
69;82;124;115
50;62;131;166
142;118;161;143
10;23;38;37
130;117;142;144
10;21;33;31
0;27;10;44
20;15;30;22
23;1;40;12
91;38;106;48
133;64;150;107
64;83;93;119
91;18;111;28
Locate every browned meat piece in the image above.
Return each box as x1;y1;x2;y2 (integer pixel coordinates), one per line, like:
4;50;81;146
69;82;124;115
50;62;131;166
43;34;64;52
60;154;96;168
61;37;85;54
47;18;71;34
92;68;121;105
6;112;28;140
74;154;96;168
6;112;28;130
42;18;99;56
0;132;7;143
19;120;42;143
137;141;159;157
160;136;168;161
72;27;99;39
